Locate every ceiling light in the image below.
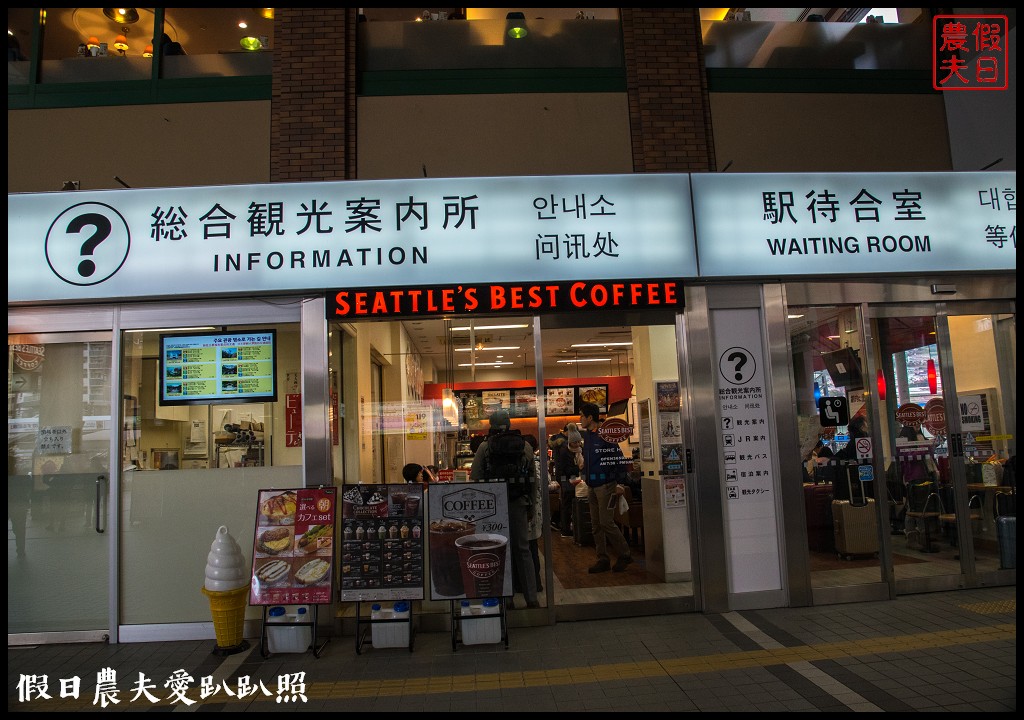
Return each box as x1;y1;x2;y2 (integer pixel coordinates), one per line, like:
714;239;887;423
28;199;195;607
125;326;216;333
240;36;262;51
454;346;520;352
458;361;513;367
103;8;139;25
570;342;633;348
557;358;611;364
450;324;529;331
787;314;804;319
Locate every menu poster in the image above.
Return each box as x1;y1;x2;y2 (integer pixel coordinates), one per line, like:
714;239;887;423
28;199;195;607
459;392;482;423
578;385;608;413
546;387;575;416
481;389;511;417
512;389;537;417
427;483;513;601
250;487;336;606
340;483;425;602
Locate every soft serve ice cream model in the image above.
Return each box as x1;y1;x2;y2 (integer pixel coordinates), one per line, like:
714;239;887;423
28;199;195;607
204;525;249;592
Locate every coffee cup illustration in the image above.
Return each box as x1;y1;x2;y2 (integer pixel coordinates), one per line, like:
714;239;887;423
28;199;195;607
428;519;475;596
455;533;508;598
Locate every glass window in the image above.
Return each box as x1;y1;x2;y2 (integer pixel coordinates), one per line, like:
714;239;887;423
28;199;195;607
119;322;302;626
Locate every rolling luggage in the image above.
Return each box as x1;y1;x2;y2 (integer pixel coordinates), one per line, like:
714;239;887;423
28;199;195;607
996;516;1016;569
832;466;878;559
803;482;834;552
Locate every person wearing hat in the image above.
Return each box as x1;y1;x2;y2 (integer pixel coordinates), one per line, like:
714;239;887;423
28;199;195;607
470;409;540;609
578;402;632;573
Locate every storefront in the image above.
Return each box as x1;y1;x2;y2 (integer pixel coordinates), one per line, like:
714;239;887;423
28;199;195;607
8;170;1015;645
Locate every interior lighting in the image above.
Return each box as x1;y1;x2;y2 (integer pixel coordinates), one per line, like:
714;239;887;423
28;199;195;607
240;36;262;51
570;342;633;348
506;10;528;38
927;359;938;395
454;346;520;352
103;8;139;25
557;358;611;364
458;361;513;367
143;43;153;57
450;324;528;331
87;36;100;50
113;34;129;54
875;370;886;401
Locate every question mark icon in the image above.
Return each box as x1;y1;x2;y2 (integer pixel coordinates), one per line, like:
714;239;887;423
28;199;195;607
728;351;747;381
67;212;112;278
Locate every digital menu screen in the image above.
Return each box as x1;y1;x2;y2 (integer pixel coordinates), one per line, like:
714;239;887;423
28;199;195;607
159;329;277;405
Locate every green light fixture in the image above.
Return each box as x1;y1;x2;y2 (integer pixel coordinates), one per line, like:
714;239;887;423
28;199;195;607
506;11;527;39
240;36;261;51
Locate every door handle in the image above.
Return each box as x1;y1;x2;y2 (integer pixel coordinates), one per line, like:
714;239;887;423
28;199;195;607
95;474;106;534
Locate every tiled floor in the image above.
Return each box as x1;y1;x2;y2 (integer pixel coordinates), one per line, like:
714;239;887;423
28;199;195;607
8;585;1015;712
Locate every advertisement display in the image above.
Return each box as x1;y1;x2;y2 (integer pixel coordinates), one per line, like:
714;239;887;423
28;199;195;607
160;330;277;405
427;483;512;600
250;487;336;606
339;484;426;602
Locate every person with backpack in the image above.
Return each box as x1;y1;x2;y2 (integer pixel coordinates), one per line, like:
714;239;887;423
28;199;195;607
578;402;633;573
469;410;540;609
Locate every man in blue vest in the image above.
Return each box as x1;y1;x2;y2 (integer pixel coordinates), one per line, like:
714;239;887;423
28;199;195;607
578;402;633;573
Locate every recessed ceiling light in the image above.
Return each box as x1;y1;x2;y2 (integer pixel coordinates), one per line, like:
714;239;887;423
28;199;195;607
557;358;611;364
454;346;520;352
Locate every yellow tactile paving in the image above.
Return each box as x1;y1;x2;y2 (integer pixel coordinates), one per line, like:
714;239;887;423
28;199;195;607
11;623;1015;710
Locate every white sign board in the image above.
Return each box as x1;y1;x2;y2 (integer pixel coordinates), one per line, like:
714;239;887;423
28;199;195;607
7;174;697;303
692;171;1016;277
711;308;782;595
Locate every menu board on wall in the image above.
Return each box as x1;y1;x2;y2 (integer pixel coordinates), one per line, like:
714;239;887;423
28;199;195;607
512;389;537;417
546;387;575;416
250;487;336;606
339;484;425;602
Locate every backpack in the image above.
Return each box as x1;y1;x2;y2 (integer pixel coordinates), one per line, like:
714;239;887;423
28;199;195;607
482;429;534;501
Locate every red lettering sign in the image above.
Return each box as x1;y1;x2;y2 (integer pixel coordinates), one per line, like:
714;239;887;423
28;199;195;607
933;15;1008;91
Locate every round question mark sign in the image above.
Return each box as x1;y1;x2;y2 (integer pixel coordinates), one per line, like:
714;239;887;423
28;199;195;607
45;202;131;286
719;347;755;385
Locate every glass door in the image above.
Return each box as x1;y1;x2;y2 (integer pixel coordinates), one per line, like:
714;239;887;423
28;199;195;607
872;307;1015;590
8;332;112;639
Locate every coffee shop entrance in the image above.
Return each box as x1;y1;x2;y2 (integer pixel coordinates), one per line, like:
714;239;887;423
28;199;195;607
327;299;696;620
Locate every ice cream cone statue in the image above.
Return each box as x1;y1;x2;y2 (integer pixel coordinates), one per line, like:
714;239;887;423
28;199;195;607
201;525;250;654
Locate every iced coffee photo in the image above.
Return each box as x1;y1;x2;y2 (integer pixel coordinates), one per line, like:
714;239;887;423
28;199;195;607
428;519;475;598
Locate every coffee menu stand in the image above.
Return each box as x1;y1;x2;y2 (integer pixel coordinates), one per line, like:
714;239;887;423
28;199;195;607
259;605;330;658
449;597;509;651
340;483;426;654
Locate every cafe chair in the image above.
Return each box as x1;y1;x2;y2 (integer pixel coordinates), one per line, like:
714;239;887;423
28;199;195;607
904;481;941;553
938;490;982;548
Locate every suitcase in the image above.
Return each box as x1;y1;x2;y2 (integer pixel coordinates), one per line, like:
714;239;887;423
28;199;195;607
996;515;1016;569
833;498;878;558
803;482;834;552
573;497;594;547
832;465;878;558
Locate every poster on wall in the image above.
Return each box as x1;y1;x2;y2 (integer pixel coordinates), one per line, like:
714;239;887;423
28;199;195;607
656;381;680;412
427;482;512;601
250;486;337;606
664;477;686;508
339;484;425;602
638;399;654;461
